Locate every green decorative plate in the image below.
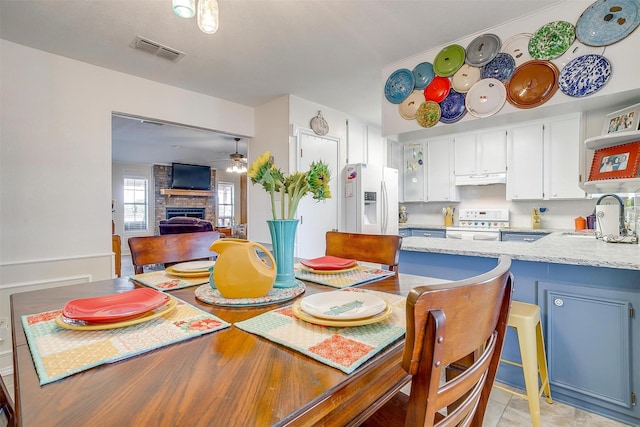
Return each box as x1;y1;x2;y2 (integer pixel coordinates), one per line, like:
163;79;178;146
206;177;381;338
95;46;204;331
433;44;466;76
529;21;575;60
415;101;441;128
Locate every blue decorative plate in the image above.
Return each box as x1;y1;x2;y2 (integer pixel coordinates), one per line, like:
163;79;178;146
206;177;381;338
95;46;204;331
576;0;640;46
466;33;501;67
480;53;516;82
439;90;467;124
558;54;612;97
529;21;575;60
384;69;415;104
412;62;435;90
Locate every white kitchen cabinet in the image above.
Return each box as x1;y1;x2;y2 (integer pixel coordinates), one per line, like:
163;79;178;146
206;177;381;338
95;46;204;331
403;142;425;202
427;136;459;202
366;126;385;166
347;118;385;166
507;114;585;201
507;124;544;200
454;130;507;176
545;114;585;199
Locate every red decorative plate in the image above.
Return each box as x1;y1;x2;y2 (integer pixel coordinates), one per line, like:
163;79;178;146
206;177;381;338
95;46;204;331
300;256;357;271
63;288;170;323
423;76;451;103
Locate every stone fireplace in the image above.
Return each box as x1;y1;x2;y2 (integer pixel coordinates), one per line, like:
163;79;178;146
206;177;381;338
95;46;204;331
153;164;216;235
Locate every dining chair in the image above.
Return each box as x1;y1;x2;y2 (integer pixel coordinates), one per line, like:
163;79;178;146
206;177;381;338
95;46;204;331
128;231;222;274
356;255;513;427
0;374;16;427
325;231;403;272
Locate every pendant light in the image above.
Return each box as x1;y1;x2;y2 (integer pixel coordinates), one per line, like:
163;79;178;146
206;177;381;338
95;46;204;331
172;0;195;18
226;138;247;174
197;0;219;35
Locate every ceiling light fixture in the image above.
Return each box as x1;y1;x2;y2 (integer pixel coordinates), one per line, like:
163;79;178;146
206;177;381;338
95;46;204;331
172;0;219;35
226;138;247;174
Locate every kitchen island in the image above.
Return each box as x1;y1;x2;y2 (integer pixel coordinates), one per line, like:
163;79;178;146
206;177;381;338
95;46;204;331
399;231;640;426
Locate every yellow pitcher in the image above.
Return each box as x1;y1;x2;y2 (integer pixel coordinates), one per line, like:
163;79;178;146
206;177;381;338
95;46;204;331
209;239;276;298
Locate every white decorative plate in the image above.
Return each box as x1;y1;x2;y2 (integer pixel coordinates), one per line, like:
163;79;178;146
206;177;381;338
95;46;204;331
465;78;507;118
171;260;216;272
299;290;387;320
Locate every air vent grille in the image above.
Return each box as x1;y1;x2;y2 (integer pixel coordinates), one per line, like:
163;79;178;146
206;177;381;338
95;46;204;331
130;36;185;62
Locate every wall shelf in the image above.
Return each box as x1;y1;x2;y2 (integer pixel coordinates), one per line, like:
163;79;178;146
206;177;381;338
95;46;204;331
584;130;640;150
581;178;640;194
160;189;214;197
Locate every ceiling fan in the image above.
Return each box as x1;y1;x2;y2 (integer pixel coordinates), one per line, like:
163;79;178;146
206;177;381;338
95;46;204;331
227;137;247;173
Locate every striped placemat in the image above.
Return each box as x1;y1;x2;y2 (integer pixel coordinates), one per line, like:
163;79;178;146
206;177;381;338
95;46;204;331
21;297;230;385
235;289;405;374
130;270;209;290
294;264;396;288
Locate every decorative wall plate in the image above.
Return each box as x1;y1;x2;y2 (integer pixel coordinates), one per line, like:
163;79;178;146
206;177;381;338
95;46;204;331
310;111;329;135
415;101;441;128
529;21;575;59
500;33;533;67
451;64;481;93
439;90;467;124
558;54;612;97
433;44;466;76
412;62;435;90
480;52;516;82
384;68;415;104
576;0;640;46
506;60;559;109
398;90;426;120
423;76;451;103
465;78;507;118
465;33;501;67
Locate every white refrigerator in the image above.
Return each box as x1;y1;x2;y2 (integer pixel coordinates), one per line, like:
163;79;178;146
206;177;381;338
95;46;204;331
345;163;399;235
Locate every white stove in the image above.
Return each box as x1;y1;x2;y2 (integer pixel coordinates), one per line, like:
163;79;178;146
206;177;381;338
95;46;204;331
446;209;509;241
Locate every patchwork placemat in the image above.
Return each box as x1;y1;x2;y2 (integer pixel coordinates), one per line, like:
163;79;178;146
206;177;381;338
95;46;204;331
195;281;306;306
235;289;406;374
21;297;230;385
294;264;396;288
130;270;209;290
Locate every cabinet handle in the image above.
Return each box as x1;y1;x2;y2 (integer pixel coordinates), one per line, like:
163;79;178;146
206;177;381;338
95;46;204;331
523;238;535;241
423;233;432;237
553;298;564;307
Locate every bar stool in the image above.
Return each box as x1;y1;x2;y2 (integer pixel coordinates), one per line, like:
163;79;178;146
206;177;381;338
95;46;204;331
495;301;553;427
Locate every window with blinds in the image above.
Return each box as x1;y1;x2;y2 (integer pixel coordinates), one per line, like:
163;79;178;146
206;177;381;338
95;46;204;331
217;182;234;227
124;178;148;232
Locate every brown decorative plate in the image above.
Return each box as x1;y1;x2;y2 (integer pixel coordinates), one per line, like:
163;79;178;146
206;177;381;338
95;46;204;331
415;101;441;128
506;60;559;109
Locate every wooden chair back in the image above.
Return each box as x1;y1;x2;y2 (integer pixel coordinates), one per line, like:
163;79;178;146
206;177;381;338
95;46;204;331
359;256;513;427
127;231;222;274
325;231;403;272
0;374;16;427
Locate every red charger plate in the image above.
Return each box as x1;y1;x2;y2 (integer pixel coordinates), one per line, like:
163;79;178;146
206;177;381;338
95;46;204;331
63;288;170;323
300;256;357;271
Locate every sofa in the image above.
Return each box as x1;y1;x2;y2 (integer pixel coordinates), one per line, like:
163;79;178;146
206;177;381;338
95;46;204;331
159;216;214;235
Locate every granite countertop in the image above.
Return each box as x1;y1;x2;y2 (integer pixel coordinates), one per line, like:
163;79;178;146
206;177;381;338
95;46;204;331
401;231;640;271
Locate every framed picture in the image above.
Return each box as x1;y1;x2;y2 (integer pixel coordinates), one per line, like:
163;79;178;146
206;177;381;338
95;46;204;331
589;141;640;181
602;103;640;135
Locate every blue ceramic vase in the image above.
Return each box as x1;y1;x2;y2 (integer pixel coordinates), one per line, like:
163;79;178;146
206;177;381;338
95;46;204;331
267;219;299;288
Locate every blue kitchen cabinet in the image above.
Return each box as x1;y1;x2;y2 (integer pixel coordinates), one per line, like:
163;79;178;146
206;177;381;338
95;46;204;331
399;228;410;238
500;231;550;242
398;249;640;426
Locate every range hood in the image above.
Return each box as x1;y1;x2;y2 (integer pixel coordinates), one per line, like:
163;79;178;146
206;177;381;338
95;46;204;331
455;173;506;186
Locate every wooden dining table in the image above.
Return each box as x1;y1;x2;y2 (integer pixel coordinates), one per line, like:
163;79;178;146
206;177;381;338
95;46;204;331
10;273;423;426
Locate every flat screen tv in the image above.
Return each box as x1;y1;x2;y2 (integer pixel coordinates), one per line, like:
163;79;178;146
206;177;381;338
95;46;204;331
171;163;211;190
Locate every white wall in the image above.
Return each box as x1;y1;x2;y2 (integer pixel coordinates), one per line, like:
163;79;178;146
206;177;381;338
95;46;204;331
0;40;255;373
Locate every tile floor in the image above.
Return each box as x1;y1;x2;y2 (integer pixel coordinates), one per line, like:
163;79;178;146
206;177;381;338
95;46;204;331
4;255;630;426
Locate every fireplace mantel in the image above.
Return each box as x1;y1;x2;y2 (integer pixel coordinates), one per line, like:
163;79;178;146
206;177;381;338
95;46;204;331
160;189;215;197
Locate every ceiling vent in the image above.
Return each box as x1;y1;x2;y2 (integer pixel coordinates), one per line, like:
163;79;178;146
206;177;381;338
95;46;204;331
130;36;185;62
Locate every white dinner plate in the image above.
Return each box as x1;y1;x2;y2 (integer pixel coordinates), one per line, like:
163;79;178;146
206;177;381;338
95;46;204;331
171;260;216;272
300;291;387;320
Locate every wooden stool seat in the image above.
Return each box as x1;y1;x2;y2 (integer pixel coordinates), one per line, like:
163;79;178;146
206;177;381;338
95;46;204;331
495;301;553;427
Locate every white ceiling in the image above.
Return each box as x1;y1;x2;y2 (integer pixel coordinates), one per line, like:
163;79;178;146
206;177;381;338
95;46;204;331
1;0;566;165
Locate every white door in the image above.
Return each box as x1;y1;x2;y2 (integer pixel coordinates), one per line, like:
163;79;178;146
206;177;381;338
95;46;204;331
296;129;339;259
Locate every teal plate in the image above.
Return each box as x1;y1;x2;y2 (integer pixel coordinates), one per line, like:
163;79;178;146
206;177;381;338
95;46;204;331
384;68;415;104
412;62;435;90
529;21;575;60
576;0;640;46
